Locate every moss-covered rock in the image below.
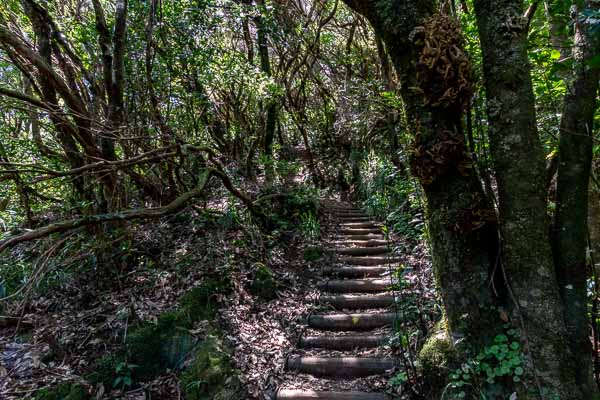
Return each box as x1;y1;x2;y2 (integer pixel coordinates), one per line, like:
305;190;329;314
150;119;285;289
178;277;230;323
126;314;195;380
87;279;231;389
34;382;89;400
248;263;278;300
303;246;322;262
417;319;460;399
180;333;244;400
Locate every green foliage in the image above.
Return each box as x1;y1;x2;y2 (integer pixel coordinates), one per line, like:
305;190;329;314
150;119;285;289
112;361;138;391
267;186;320;236
86;354;125;389
180;333;244;400
446;328;524;399
34;383;89;400
358;152;424;239
299;211;320;241
0;255;32;299
248;263;278;300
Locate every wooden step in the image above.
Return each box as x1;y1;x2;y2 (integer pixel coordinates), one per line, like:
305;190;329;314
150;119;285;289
331;210;368;215
322;266;388;278
317;278;394;293
340;222;381;229
325;206;361;211
338;216;371;222
329;239;388;247
319;293;396;309
338;228;381;235
277;389;389;400
286;356;397;378
299;334;390;350
333;234;384;241
327;246;389;256
337;256;400;266
308;312;396;330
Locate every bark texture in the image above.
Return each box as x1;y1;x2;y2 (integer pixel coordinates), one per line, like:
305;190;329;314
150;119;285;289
342;0;498;352
473;0;581;397
553;2;600;397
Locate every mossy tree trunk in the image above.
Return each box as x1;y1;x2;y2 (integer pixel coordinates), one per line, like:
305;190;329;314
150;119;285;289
473;0;585;397
342;0;498;353
552;2;600;397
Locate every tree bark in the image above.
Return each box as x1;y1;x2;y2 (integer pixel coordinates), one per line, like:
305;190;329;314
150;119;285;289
255;0;278;162
552;2;600;397
342;0;498;353
473;0;581;397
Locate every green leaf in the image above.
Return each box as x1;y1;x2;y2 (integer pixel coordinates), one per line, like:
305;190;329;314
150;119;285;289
550;50;561;60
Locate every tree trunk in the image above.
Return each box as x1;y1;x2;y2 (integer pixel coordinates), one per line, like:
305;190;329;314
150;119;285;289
255;0;277;172
342;0;498;355
553;2;600;397
473;0;581;397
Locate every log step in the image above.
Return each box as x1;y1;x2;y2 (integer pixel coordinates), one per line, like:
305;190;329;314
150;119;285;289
338;217;371;222
330;239;388;247
286;356;397;378
339;228;381;235
340;222;381;229
333;235;384;241
325;207;361;212
318;278;393;293
299;334;390;350
332;211;368;216
337;256;400;266
277;389;389;400
322;266;388;278
308;312;396;330
328;246;389;256
319;293;396;309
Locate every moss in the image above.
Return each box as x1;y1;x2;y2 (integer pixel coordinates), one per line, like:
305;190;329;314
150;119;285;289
126;322;168;380
248;263;278;300
417;319;460;399
303;246;322;262
178;278;230;323
180;333;244;400
126;315;194;381
87;279;230;387
34;382;89;400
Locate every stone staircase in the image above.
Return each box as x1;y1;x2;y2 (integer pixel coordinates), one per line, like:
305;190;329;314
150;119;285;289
275;199;402;400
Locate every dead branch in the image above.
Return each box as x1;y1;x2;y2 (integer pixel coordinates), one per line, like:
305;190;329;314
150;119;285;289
0;166;271;254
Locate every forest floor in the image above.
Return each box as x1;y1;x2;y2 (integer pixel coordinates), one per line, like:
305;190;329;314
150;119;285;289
0;192;434;399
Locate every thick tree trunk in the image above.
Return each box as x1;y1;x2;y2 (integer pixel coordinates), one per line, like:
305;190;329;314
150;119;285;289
553;3;600;397
473;0;581;397
342;0;498;354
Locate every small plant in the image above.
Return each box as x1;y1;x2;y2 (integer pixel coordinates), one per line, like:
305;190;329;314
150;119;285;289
445;327;524;399
299;211;320;241
113;361;138;391
248;263;278;300
388;370;409;392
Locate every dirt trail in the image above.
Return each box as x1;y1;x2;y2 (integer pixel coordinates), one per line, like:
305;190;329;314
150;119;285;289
275;198;402;399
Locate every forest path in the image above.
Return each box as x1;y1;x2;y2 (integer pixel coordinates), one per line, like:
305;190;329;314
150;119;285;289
275;199;400;400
